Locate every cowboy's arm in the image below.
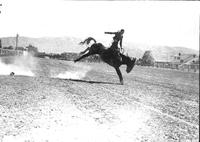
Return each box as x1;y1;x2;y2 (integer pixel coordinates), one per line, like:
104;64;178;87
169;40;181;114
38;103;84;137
104;32;117;34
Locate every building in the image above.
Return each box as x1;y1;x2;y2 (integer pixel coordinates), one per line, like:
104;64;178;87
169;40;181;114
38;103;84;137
0;48;24;56
170;53;198;64
154;53;199;72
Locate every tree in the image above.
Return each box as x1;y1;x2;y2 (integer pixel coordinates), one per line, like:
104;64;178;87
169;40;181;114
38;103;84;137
26;44;38;56
141;50;155;66
16;47;25;51
4;46;14;50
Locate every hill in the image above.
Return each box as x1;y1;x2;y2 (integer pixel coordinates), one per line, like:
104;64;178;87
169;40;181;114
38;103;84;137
124;43;198;61
1;36;83;53
0;36;198;61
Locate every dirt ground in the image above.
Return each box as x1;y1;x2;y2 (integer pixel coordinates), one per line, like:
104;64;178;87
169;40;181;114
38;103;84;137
0;58;199;142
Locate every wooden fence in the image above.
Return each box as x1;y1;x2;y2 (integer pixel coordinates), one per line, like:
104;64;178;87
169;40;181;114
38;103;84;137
154;62;199;73
178;64;199;73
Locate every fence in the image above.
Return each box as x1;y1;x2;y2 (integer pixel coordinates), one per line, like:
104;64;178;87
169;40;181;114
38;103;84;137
154;62;199;73
178;64;199;73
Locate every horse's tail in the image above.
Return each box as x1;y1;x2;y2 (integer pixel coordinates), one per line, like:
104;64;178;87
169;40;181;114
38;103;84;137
79;37;96;45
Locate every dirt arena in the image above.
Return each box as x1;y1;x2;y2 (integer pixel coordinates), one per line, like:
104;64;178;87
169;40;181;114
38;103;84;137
0;57;199;142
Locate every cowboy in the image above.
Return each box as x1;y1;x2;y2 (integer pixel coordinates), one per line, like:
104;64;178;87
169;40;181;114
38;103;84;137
105;29;124;53
105;29;125;61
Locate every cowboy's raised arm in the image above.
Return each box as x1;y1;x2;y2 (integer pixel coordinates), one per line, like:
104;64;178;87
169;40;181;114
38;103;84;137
104;32;117;34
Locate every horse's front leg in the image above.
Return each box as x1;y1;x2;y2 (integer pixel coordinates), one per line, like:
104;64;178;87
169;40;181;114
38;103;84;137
115;67;124;85
74;52;93;62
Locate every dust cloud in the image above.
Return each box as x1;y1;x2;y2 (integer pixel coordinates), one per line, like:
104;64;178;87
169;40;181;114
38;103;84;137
53;62;91;80
0;52;35;76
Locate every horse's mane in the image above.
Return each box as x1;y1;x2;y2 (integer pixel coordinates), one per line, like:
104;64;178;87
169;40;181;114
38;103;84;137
79;37;96;45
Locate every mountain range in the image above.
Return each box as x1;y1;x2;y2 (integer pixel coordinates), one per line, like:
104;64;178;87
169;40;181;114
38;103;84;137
0;36;198;61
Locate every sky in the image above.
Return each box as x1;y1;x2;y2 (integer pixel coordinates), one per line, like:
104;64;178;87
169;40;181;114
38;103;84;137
0;0;199;50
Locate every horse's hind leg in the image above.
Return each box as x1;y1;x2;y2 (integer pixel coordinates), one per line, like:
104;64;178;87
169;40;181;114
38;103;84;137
80;47;90;55
115;68;124;85
74;52;93;62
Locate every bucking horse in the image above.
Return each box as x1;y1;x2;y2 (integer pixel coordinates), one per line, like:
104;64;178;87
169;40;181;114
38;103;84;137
74;37;137;85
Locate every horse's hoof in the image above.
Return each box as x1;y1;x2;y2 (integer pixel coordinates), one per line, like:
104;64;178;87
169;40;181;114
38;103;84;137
126;58;136;73
120;81;124;85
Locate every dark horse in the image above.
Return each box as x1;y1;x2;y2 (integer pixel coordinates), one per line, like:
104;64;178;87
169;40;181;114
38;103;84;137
74;37;137;85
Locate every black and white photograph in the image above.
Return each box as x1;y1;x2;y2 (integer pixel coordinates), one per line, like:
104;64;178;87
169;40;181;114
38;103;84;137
0;0;199;141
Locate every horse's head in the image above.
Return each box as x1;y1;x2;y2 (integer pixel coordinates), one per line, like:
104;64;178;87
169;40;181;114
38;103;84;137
126;56;137;73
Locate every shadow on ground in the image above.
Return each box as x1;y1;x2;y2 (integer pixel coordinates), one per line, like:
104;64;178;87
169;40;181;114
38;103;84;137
66;79;121;85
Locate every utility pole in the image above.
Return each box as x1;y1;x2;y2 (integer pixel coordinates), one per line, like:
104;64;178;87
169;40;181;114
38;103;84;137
0;39;1;55
16;33;19;50
0;39;2;48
